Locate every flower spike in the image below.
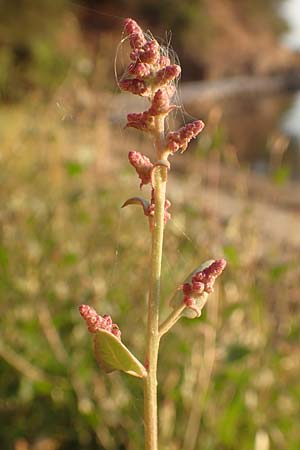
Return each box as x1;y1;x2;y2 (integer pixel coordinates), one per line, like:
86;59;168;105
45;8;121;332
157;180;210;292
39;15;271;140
124;18;147;49
167;120;205;153
79;305;121;339
79;19;224;449
119;79;150;96
126;112;155;133
182;259;227;317
128;151;154;188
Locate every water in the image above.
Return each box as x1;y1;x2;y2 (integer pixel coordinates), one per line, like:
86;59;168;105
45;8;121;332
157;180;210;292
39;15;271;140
216;94;299;176
281;92;300;138
280;0;300;51
278;0;300;173
212;0;300;178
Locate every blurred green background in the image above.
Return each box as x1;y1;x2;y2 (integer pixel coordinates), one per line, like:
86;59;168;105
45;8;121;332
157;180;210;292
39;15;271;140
1;1;300;449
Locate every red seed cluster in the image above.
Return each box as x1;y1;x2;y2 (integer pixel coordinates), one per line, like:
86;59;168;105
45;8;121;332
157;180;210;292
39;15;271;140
182;259;227;307
124;18;147;50
154;65;181;89
128;62;151;78
120;19;206;230
126;111;155;132
120;18;181;99
126;89;176;133
119;79;149;96
167;120;205;153
79;305;121;339
136;40;160;64
128;151;154;188
148;89;176;116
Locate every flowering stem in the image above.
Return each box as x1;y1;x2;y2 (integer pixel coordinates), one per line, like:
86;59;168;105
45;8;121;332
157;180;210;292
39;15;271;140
143;117;167;450
78;18;224;450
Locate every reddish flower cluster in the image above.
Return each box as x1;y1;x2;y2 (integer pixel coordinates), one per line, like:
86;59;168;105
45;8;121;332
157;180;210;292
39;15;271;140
126;111;155;132
128;61;151;78
154;65;181;89
121;19;205;228
120;18;180;101
121;18;204;159
128;151;153;188
148;89;176;116
119;78;149;96
124;17;147;50
131;40;160;64
79;305;121;339
126;89;176;134
167;120;205;153
182;259;227;312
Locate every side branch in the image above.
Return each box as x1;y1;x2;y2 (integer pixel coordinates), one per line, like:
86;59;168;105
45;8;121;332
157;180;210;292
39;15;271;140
158;304;186;339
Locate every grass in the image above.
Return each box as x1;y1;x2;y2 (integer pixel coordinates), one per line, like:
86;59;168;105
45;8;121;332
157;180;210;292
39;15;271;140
0;97;299;450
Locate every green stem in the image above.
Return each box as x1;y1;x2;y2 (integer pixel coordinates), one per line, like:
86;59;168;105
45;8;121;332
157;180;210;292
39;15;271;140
143;117;167;450
158;304;186;339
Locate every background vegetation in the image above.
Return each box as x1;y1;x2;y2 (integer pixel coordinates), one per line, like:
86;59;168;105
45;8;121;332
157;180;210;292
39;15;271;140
1;1;299;449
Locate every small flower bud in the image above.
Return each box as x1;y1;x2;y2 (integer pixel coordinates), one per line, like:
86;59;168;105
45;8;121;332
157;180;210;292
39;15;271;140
128;62;151;78
192;259;227;291
79;305;121;339
79;304;102;333
124;18;143;36
205;258;227;277
192;259;227;294
148;89;176;116
119;78;149;96
124;18;147;49
126;111;155;132
153;65;181;88
158;55;171;68
182;283;192;296
102;314;113;331
167;120;205;153
130;49;140;61
139;40;160;65
179;259;226;317
111;324;122;339
128;151;153;188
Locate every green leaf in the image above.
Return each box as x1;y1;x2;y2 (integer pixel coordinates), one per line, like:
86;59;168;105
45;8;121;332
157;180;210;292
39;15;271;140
226;344;252;363
0;246;8;267
64;160;85;176
269;263;289;281
223;245;239;266
94;330;147;378
62;252;78;266
272;165;290;185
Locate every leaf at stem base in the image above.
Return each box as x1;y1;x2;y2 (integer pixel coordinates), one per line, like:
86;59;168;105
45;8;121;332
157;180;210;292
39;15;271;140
94;330;147;378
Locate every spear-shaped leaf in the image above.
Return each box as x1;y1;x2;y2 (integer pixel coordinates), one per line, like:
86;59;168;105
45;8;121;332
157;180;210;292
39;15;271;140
94;330;147;378
121;196;150;214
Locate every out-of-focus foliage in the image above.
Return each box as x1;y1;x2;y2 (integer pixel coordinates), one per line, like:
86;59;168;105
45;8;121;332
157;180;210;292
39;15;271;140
0;0;70;100
1;1;299;449
0;100;299;449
